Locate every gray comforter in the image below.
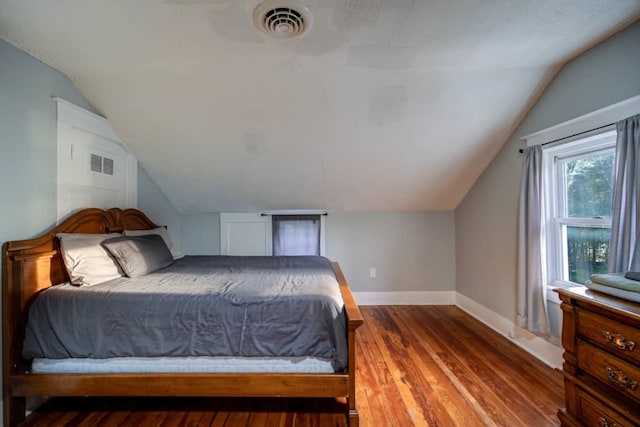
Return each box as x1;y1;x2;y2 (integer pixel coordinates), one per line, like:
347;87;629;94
23;256;348;371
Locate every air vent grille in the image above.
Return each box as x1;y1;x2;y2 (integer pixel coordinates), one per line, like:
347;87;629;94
253;1;312;39
91;154;102;173
90;153;114;175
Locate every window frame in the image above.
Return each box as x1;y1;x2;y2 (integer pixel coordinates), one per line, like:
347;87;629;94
542;130;616;293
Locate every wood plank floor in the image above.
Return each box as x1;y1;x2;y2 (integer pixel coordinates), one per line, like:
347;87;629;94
20;306;564;427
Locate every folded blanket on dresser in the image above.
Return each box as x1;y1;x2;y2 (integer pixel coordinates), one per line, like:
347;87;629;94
590;273;640;292
585;281;640;303
585;273;640;302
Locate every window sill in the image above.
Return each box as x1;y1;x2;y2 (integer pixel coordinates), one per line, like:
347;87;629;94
546;282;584;305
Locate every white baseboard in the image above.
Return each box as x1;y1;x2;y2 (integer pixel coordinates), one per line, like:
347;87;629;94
454;292;563;369
351;290;563;369
353;291;455;305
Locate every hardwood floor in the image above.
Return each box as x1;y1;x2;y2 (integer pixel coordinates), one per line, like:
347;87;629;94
20;306;564;426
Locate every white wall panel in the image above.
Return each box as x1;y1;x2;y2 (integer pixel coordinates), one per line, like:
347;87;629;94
220;213;271;256
56;98;136;222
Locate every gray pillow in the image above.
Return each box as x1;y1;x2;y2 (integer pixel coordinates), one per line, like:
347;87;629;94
124;227;184;259
102;234;174;278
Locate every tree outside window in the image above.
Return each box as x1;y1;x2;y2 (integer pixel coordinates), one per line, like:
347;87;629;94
563;150;614;283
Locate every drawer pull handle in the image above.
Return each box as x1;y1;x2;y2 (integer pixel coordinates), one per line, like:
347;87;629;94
598;417;618;427
599;417;618;427
603;331;636;351
605;366;638;390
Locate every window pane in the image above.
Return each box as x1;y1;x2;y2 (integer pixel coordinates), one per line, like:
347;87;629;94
564;151;614;218
565;226;610;284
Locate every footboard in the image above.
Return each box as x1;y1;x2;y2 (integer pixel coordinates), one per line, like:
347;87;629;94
334;262;364;425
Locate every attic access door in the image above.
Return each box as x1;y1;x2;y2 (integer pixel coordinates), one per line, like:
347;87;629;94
220;213;272;256
56;98;137;222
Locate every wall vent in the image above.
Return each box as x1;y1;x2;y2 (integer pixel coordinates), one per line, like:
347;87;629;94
253;0;313;39
91;154;102;173
103;158;114;175
90;153;114;175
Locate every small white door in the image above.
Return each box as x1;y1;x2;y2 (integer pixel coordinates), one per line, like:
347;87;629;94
220;213;271;256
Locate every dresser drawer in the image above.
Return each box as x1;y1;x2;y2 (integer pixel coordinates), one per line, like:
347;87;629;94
578;309;640;365
578;388;635;427
577;341;640;402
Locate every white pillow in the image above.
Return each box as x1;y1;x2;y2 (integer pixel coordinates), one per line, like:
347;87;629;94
123;227;184;259
57;233;123;286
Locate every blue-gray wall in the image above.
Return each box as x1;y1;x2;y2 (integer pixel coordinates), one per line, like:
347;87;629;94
0;37;182;255
177;211;457;292
0;40;96;242
137;165;182;253
181;213;221;255
326;212;456;292
0;38;180;251
455;22;640;339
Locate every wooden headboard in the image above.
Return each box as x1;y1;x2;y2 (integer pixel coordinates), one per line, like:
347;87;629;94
2;208;159;377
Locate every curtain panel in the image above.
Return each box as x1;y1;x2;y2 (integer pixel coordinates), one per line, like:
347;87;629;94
272;215;321;256
517;145;550;336
609;114;640;273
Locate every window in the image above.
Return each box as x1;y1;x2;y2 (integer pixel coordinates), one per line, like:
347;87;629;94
543;131;616;287
272;215;321;256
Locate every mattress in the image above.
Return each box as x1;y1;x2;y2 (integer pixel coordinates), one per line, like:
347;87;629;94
30;356;335;374
23;256;347;371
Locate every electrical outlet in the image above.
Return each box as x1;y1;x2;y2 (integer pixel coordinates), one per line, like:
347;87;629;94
369;267;376;278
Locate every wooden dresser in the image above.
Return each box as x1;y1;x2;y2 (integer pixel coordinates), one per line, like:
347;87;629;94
557;287;640;426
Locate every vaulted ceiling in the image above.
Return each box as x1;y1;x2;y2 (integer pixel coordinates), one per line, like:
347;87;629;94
1;1;638;213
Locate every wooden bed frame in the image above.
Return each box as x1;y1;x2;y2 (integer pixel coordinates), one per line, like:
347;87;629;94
2;208;363;427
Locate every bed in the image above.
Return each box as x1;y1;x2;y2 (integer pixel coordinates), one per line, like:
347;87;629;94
2;208;363;427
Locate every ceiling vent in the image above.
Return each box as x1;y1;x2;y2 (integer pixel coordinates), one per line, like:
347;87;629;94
253;0;313;39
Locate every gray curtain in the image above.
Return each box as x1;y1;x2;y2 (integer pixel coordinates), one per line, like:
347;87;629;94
517;145;550;336
609;114;640;273
272;215;321;256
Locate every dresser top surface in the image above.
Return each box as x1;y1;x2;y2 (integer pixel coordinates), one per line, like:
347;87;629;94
556;286;640;320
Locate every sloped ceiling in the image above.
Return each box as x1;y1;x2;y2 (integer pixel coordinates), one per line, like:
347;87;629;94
1;1;638;213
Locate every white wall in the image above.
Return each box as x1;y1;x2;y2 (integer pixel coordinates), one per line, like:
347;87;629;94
455;22;640;340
